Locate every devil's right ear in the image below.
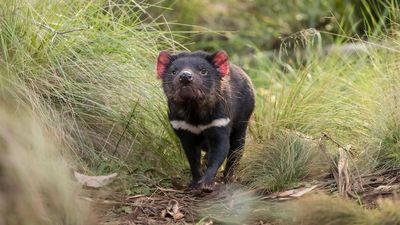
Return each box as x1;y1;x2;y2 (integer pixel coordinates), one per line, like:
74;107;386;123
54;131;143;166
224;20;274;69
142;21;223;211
156;51;172;79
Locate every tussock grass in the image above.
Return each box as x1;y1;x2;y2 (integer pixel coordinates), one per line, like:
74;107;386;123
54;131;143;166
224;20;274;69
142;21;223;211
250;52;378;144
0;0;186;188
240;131;325;192
243;29;400;191
376;114;400;169
0;102;94;225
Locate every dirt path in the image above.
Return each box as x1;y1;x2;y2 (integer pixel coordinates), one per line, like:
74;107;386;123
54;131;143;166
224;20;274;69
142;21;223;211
100;182;330;225
99;167;400;225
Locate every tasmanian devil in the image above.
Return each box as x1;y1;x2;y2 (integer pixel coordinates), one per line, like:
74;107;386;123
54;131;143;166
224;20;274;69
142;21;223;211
156;50;255;191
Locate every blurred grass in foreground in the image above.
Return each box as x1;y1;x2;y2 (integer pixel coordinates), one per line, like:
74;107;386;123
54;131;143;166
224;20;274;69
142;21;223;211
0;101;94;225
196;188;400;224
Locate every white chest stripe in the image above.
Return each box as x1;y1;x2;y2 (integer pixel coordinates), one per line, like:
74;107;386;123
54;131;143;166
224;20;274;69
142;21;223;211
170;118;231;134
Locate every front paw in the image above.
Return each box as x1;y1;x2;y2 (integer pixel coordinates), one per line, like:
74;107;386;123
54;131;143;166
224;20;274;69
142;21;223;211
187;180;202;190
198;177;215;192
187;177;216;192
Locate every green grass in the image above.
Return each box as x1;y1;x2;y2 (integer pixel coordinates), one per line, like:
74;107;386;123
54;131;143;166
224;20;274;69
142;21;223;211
364;51;400;169
241;30;400;191
0;0;188;194
240;131;325;192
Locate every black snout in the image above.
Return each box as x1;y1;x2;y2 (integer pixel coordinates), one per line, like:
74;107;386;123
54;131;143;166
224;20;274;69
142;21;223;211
179;71;193;85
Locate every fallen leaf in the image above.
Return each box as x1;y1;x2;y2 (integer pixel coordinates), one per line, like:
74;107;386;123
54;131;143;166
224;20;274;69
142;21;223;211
198;218;214;225
375;184;400;192
160;199;184;221
160;209;167;218
202;220;213;225
290;185;318;197
338;147;350;197
173;212;184;220
265;185;318;199
276;189;297;197
74;171;118;188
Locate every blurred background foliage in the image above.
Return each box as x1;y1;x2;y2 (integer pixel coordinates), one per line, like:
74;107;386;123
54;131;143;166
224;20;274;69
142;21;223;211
148;0;397;55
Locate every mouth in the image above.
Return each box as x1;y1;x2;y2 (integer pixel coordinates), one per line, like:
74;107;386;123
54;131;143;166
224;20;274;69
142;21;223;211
165;82;206;103
179;85;193;96
168;85;199;103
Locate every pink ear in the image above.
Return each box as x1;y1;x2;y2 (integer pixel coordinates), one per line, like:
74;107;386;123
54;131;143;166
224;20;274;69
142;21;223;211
212;50;229;77
156;51;171;79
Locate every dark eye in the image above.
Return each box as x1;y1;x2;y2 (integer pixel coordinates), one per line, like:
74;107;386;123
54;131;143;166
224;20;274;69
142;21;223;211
171;70;177;75
200;68;208;75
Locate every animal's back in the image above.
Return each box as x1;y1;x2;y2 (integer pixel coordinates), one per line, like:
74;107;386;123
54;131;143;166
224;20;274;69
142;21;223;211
227;64;255;128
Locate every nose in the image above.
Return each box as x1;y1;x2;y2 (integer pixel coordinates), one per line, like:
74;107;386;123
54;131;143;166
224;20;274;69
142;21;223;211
179;71;193;85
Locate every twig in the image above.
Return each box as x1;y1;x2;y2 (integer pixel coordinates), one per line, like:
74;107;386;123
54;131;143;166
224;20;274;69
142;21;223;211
126;194;146;200
321;132;364;192
156;187;185;193
57;27;87;35
321;132;347;151
361;168;400;178
35;21;89;35
113;102;139;155
80;196;123;205
34;21;90;43
318;136;339;186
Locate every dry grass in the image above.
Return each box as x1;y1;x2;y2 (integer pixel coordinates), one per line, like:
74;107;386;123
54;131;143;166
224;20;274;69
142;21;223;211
279;193;400;225
0;101;95;225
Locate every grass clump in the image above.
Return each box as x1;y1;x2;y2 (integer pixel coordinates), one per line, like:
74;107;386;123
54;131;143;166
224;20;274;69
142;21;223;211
243;29;400;190
0;0;186;192
240;131;324;192
378;118;400;169
365;54;400;170
0;102;94;225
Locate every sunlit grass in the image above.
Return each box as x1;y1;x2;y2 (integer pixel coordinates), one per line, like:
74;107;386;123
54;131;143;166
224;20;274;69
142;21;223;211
240;131;325;192
0;0;186;194
242;29;400;191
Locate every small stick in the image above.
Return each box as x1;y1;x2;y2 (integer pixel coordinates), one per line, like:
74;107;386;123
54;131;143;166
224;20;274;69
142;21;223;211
113;102;139;155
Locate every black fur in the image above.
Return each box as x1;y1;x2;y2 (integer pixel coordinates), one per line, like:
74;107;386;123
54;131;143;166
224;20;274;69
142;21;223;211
157;50;255;191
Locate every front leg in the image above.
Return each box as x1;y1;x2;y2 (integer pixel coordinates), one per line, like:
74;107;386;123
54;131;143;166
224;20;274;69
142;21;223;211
200;128;230;191
175;130;202;189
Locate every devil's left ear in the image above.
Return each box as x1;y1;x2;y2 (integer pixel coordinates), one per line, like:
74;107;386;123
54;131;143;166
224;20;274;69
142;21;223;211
210;50;229;77
156;51;172;79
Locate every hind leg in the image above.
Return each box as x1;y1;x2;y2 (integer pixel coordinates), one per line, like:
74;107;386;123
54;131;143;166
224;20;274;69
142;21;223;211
223;123;248;182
